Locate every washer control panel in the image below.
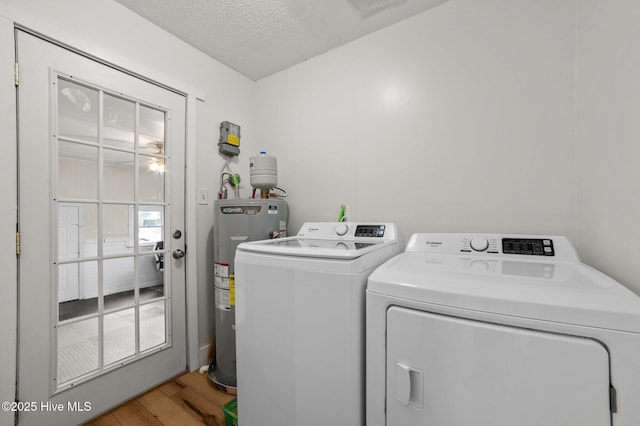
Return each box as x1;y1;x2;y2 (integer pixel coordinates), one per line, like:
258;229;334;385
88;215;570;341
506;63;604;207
329;224;387;237
354;225;386;238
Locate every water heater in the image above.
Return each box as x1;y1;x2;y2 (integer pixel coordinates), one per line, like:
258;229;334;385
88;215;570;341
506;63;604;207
210;198;288;391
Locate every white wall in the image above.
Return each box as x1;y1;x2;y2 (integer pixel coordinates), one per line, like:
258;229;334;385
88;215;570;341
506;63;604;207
0;0;254;374
254;0;577;244
575;0;640;295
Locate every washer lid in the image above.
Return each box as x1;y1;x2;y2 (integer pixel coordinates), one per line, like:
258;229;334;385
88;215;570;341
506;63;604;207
237;236;396;259
237;222;400;259
368;251;640;333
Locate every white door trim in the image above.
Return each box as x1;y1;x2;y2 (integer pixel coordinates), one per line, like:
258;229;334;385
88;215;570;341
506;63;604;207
0;15;18;426
185;94;200;370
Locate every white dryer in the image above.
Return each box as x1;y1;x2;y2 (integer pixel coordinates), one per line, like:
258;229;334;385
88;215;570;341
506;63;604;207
235;222;402;426
366;233;640;426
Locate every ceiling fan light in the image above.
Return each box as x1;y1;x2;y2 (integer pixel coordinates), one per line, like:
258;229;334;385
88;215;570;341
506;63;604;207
149;158;165;173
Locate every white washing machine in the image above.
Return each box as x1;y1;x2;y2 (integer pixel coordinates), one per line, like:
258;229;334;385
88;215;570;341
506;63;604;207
367;233;640;426
235;222;401;426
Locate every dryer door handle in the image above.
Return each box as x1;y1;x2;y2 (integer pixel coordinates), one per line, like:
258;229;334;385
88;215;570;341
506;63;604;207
395;362;424;407
395;363;412;405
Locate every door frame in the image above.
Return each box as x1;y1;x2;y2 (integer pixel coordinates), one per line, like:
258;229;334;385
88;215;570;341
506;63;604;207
2;22;201;412
0;15;18;426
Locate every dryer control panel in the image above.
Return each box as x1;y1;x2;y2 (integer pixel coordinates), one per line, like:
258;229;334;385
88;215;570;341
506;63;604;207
405;233;578;262
502;238;554;256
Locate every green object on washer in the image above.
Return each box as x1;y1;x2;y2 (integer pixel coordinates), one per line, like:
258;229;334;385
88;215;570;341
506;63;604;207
338;204;346;222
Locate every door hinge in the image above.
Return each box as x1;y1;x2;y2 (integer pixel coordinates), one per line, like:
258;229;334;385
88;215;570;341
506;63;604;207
14;62;19;87
610;385;617;413
16;231;21;255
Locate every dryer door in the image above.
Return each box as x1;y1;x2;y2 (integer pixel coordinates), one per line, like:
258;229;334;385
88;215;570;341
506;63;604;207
386;307;611;426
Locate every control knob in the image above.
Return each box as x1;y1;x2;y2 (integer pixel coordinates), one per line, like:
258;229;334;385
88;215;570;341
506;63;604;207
470;237;489;252
336;224;349;236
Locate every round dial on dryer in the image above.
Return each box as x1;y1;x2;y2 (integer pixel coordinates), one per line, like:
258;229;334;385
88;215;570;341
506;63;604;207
336;224;349;236
470;237;489;252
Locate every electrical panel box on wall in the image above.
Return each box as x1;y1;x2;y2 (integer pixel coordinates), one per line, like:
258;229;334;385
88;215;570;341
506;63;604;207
219;121;241;156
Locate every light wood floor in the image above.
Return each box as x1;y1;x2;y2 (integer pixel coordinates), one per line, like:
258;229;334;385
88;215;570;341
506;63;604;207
84;371;236;426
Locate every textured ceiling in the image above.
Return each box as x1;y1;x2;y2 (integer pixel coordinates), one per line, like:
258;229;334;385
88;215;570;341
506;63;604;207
113;0;450;80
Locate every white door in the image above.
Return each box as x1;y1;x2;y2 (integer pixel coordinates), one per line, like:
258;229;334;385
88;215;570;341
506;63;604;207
386;307;612;426
17;30;187;426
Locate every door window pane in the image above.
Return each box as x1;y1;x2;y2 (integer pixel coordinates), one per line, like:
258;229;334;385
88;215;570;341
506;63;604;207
104;308;136;366
140;254;165;300
103;204;134;256
139;155;165;202
58;202;98;261
104;149;134;202
58;141;97;200
58;203;80;262
81;203;98;258
104;257;135;306
58;261;98;321
57;317;99;384
139;106;165;155
103;94;135;150
138;206;164;246
140;300;166;351
58;79;98;142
